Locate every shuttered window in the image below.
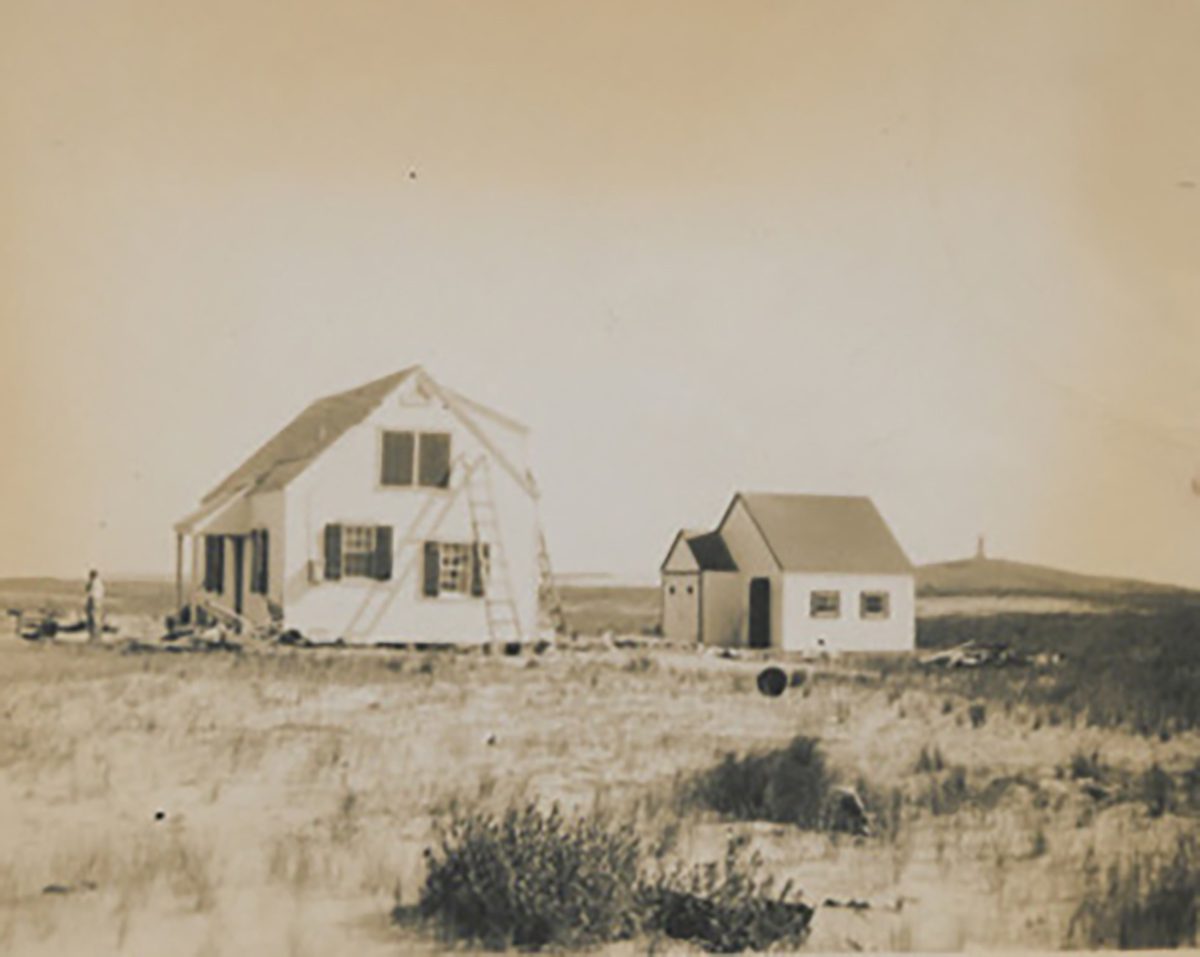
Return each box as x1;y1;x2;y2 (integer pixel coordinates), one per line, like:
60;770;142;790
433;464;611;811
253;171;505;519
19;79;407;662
324;523;393;581
381;431;415;486
204;536;225;594
343;525;377;578
423;541;487;597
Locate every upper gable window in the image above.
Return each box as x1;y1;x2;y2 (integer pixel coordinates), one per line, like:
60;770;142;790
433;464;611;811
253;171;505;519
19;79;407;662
381;431;415;486
418;432;451;488
381;430;451;488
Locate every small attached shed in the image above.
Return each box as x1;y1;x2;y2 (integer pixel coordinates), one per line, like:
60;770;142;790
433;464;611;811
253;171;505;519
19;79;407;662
661;529;740;644
661;492;915;653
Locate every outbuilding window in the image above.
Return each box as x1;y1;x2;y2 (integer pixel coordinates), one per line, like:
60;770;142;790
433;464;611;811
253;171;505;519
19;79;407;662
860;591;890;619
810;590;841;619
380;430;452;488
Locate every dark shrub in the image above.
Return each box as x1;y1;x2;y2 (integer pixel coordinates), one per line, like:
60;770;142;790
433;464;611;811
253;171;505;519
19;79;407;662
690;736;831;829
415;804;819;952
1069;750;1106;781
915;744;945;774
418;802;642;949
640;837;813;953
1071;839;1199;948
968;703;987;728
1140;764;1176;818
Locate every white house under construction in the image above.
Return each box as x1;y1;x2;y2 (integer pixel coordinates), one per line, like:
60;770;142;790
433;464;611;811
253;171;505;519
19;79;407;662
174;366;544;644
661;492;915;653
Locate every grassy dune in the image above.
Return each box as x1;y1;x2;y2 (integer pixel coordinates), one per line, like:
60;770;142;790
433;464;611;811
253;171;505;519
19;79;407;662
1;610;1197;954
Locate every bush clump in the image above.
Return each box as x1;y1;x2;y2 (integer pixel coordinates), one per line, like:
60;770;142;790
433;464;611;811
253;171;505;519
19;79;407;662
418;802;642;949
641;836;813;953
415;803;815;952
688;735;831;829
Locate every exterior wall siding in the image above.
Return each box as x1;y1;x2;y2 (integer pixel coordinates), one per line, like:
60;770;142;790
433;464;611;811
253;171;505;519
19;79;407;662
700;571;746;647
780;572;915;653
716;497;782;648
662;571;700;642
279;387;537;643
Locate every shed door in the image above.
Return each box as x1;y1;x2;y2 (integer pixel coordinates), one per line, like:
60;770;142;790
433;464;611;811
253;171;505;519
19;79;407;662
748;577;771;649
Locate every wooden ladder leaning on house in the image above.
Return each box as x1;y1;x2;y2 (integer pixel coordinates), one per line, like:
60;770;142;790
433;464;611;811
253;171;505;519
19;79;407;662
463;455;523;644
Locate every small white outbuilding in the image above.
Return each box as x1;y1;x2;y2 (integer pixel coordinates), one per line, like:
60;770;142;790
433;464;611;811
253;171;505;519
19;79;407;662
661;492;915;653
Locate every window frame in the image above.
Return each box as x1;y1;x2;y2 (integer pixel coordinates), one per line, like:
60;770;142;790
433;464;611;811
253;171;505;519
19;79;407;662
341;524;379;579
378;428;453;490
809;589;841;619
859;591;890;620
379;430;416;487
422;540;490;599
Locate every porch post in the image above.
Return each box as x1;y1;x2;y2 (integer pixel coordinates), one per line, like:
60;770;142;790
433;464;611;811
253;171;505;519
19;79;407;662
175;533;184;613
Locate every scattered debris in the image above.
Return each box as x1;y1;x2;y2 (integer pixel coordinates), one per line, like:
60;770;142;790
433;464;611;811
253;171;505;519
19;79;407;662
824;786;871;836
756;666;788;697
823;897;871;910
1081;781;1113;802
919;641;1030;669
42;881;96;896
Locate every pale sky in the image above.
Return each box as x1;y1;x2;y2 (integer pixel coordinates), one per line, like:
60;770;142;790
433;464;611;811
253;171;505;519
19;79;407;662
2;1;1198;586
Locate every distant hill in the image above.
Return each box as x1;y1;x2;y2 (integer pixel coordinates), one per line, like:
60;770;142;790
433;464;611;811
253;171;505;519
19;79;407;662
917;556;1194;599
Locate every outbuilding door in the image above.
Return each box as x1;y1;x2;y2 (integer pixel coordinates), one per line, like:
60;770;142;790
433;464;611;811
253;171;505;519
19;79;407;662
748;577;771;648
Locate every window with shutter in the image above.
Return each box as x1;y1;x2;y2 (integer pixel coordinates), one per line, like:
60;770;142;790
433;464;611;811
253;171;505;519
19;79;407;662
342;525;377;577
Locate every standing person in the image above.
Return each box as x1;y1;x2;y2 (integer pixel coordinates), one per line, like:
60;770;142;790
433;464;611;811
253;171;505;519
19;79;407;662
85;569;105;642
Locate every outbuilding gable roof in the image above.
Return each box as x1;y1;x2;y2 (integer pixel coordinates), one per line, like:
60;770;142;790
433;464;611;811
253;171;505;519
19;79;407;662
686;530;739;571
661;528;739;573
725;492;913;575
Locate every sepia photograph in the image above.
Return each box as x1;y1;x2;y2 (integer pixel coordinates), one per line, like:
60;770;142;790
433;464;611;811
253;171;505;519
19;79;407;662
1;1;1198;954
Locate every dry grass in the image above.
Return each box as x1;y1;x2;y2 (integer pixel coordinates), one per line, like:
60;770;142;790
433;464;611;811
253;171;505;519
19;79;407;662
0;622;1197;953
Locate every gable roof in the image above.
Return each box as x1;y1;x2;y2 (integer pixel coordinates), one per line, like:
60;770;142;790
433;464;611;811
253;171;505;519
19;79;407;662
685;530;739;571
726;492;912;575
200;367;419;505
661;528;739;573
186;366;533;529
